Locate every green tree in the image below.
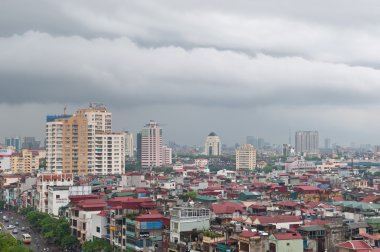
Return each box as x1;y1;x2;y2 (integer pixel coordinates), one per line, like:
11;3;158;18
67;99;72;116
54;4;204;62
61;234;80;251
373;171;380;177
263;164;273;173
25;209;79;249
0;200;5;210
0;233;32;252
19;207;34;216
82;239;113;252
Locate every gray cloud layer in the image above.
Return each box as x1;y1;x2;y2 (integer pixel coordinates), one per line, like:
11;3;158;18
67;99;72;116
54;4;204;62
1;1;380;145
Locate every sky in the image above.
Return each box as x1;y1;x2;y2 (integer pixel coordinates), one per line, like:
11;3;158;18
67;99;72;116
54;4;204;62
1;0;380;147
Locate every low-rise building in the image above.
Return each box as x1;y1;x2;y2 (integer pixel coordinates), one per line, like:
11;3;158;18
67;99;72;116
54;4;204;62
170;207;210;244
268;232;303;252
35;173;73;213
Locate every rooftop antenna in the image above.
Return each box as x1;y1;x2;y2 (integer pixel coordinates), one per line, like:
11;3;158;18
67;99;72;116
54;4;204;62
63;104;67;115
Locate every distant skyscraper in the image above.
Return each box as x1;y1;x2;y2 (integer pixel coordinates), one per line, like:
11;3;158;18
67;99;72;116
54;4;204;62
324;138;331;149
123;131;134;159
22;137;41;149
246;136;258;148
162;145;172;165
139;120;163;168
5;137;21;151
257;138;265;149
204;132;221;156
295;131;319;155
236;144;256;170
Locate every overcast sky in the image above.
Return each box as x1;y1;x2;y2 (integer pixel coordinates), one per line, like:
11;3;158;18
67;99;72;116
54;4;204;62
1;0;380;147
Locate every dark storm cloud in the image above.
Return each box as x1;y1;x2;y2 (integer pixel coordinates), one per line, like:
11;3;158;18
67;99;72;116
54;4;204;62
1;31;380;110
1;32;380;110
2;1;380;145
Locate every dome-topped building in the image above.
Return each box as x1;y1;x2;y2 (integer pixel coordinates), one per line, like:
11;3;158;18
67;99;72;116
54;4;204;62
204;132;221;156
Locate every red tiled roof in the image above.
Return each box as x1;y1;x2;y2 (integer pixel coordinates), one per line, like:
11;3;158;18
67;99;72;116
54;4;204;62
332;196;344;202
205;186;224;191
248;204;266;210
304;202;319;208
107;197;133;203
273;232;302;240
240;231;258;238
211;202;246;214
361;195;380;203
302;219;331;226
335;240;372;250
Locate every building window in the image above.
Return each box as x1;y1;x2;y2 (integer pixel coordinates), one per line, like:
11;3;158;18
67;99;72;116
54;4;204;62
96;227;100;233
56;195;60;199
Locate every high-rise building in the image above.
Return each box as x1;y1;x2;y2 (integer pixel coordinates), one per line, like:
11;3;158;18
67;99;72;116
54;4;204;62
324;138;331;149
162;145;172;166
123;131;134;159
5;137;21;151
138;120;163;168
22;137;41;149
93;133;125;175
46;104;125;175
204;132;221;156
257;138;265;149
295;131;319;155
236;144;256;170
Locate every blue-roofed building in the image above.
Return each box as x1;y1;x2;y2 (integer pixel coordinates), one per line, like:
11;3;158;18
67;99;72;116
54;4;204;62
46;114;72;122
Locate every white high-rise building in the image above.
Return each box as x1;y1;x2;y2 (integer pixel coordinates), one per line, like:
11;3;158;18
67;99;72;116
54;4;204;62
138;120;163;168
236;144;256;170
46;119;64;174
79;103;112;133
204;132;221;156
162;146;172;165
295;131;319;155
46;104;125;175
123;131;134;158
94;133;125;175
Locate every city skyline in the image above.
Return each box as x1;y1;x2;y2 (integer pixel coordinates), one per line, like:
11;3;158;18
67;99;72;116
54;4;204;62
2;1;380;146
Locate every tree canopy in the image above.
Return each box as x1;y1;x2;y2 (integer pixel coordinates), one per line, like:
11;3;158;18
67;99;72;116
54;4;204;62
0;233;32;252
20;208;79;251
82;239;113;252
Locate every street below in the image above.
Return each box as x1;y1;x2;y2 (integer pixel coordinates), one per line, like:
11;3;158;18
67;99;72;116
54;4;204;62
1;210;53;252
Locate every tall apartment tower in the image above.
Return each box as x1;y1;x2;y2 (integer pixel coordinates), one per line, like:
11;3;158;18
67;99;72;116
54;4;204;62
295;130;319;155
324;138;331;149
46;104;125;175
138;120;163;168
123;131;134;159
204;132;221;156
162;145;172;166
236;144;256;170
